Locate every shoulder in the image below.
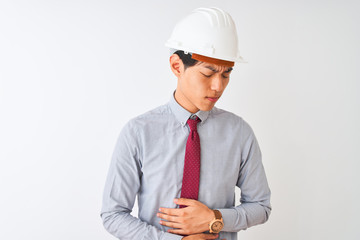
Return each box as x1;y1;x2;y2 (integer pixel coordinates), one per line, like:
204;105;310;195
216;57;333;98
209;107;255;135
210;107;244;125
124;103;172;130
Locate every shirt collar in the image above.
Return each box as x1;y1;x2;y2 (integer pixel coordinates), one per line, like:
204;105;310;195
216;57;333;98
169;92;210;126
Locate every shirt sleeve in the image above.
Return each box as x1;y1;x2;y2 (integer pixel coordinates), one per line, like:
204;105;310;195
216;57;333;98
218;120;272;232
100;121;183;240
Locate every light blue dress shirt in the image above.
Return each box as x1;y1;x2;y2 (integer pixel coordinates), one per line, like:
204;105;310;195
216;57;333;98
101;94;271;240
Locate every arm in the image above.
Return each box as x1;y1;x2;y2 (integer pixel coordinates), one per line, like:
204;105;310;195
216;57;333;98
100;122;182;240
219;120;271;232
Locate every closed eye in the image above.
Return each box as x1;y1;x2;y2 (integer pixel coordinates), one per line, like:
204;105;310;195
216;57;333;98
201;72;212;78
201;72;230;79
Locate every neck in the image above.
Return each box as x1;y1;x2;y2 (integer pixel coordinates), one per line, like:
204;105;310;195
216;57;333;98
174;89;199;114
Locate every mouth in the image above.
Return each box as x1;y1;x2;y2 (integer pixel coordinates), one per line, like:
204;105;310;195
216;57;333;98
206;97;220;102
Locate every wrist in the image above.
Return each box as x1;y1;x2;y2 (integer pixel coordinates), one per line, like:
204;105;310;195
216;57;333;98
209;209;224;233
207;208;215;222
206;208;216;230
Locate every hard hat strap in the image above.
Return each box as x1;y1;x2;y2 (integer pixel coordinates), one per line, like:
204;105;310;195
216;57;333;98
191;53;234;67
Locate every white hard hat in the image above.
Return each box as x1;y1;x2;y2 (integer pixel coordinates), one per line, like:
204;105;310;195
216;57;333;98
165;7;244;65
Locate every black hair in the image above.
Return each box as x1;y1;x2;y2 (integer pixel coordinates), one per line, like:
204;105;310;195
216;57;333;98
174;50;199;70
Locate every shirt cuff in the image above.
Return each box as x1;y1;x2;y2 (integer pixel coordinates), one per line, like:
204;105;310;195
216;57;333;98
217;208;238;232
162;232;183;240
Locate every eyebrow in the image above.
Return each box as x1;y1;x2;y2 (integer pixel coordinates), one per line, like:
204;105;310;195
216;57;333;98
204;65;233;73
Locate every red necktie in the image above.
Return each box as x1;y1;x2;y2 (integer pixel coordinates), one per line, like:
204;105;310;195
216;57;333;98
180;117;201;208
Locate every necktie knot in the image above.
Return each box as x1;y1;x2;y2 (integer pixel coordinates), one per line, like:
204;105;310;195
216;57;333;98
187;117;201;131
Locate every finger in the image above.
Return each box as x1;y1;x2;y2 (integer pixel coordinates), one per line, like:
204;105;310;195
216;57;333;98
182;233;219;240
198;233;219;239
157;212;180;222
159;207;183;216
159;220;182;229
174;198;198;206
167;228;186;235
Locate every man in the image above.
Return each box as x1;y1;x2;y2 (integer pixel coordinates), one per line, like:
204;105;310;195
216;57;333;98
101;7;271;240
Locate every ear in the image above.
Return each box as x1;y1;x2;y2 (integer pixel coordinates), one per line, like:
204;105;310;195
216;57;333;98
169;54;184;78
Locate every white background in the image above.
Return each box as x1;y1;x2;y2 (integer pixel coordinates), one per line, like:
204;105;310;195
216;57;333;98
0;0;359;239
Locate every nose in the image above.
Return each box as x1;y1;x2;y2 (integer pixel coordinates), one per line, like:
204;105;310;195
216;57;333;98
210;75;224;92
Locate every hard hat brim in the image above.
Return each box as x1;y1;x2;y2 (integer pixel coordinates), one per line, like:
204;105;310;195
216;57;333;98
191;53;234;67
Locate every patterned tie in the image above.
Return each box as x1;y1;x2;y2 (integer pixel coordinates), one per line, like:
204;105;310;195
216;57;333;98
180;116;201;208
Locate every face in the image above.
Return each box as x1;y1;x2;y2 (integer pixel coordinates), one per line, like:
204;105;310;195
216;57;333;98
171;55;233;113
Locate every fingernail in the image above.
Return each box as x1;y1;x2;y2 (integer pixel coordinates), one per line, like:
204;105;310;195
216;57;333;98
173;198;178;203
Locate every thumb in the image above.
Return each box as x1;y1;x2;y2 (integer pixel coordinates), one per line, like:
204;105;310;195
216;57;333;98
174;198;196;206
